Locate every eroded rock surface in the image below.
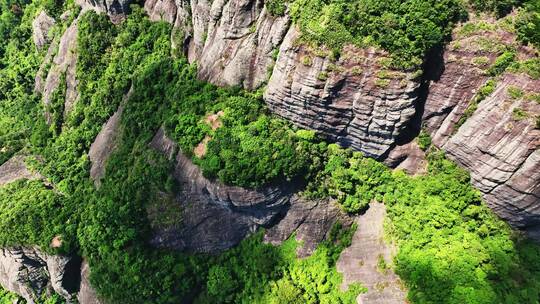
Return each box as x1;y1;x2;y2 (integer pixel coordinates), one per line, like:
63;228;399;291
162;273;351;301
36;17;79;123
32;11;56;50
265;29;420;159
423;18;540;240
149;128;350;253
264;195;352;257
0;248;81;304
76;0;131;20
443;74;540;238
88;105;124;186
337;202;406;304
149;128;293;252
0;156;41;186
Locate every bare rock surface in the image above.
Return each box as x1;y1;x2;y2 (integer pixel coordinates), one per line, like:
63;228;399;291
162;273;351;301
264;195;352;257
32;11;55;50
443;73;540;238
77;261;102;304
149;128;350;253
383;141;426;175
0;156;41;186
149;128;293;252
264;28;420;158
0;247;81;304
39;18;79;123
337;202;406;304
421;17;540;240
88;104;124;186
76;0;131;20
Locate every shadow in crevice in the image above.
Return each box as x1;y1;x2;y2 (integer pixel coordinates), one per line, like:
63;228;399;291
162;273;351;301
395;46;446;147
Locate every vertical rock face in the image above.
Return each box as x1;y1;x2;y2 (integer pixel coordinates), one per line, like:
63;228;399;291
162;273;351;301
443;74;540;238
148;128;351;253
195;0;290;90
264;195;353;258
144;0;420;158
0;248;80;303
265;28;420;158
149;128;295;252
423;18;540;240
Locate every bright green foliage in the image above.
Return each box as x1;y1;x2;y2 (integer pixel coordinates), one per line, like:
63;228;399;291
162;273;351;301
417;130;432;151
516;0;540;49
197;225;363;304
0;0;47;164
509;57;540;79
162;72;324;188
289;0;466;68
488;51;516;76
266;0;287;16
47;72;66;136
308;143;540;303
306;144;394;213
468;0;523;16
1;2;539;304
0;180;76;254
0;288;21;304
386;152;540;303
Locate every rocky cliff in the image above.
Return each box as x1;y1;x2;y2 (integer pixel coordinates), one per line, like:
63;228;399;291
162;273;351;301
0;247;80;303
148;127;351;253
422;16;540;240
61;0;538;238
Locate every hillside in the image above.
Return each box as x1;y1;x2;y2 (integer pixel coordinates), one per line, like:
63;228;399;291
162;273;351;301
0;0;539;303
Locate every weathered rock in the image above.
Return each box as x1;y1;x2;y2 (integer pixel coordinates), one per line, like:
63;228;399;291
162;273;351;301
88;104;124;186
0;248;81;304
442;73;540;239
195;1;290;89
0;156;41;186
149;128;294;252
383;141;426;175
264;195;352;257
76;0;131;21
32;11;55;50
77;261;101;304
336;202;407;304
422;18;540;241
265;28;420;158
38;18;79;123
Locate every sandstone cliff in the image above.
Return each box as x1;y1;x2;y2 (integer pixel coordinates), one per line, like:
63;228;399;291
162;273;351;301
423;16;540;240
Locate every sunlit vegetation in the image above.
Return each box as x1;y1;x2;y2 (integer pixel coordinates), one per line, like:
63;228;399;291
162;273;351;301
0;1;539;303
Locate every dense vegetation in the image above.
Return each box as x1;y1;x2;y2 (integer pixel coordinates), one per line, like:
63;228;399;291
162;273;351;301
0;0;539;303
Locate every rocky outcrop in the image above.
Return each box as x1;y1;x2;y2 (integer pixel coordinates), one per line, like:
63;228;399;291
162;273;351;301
0;156;41;186
145;0;420;158
76;0;131;21
423;18;540;240
337;202;406;304
149;128;351;253
264;195;353;257
88;104;125;186
32;11;55;50
0;247;81;303
443;73;540;238
265;28;420;158
149;128;296;252
383;141;426;175
77;261;102;304
36;16;79;123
